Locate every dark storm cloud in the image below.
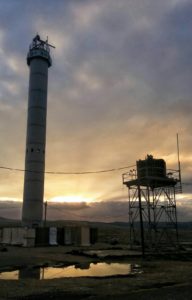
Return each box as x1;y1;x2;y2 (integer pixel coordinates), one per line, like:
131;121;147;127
145;2;192;101
46;0;192;133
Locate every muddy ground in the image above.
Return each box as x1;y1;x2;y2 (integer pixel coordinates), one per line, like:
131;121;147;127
1;244;192;300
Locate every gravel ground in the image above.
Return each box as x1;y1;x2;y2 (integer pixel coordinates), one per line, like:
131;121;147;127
0;245;192;300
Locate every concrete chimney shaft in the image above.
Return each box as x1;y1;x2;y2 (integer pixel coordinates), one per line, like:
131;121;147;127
22;35;52;227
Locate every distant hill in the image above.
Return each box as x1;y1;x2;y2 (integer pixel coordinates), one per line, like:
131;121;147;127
43;220;192;230
0;218;192;230
0;217;21;227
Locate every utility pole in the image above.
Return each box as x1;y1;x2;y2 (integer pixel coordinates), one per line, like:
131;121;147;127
138;183;145;257
177;133;182;185
44;201;47;227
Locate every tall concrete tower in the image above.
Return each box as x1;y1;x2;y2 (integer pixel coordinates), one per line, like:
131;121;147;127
22;35;54;227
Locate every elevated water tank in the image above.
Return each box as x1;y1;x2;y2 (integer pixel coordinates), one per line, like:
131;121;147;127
137;155;166;179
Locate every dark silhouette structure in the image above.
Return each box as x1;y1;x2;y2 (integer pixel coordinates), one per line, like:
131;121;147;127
123;155;181;254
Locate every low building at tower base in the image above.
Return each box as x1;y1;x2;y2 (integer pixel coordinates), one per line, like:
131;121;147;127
0;225;97;248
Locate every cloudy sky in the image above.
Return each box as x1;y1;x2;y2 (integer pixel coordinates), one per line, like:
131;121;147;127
0;0;192;221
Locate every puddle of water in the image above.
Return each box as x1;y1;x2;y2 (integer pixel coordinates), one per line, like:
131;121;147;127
83;250;131;258
0;270;19;280
0;263;141;280
43;263;132;279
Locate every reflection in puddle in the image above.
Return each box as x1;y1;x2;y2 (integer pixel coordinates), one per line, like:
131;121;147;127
0;270;19;280
43;263;132;279
0;263;141;280
19;268;41;280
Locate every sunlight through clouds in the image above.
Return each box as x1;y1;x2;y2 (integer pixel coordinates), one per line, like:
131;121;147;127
49;195;93;203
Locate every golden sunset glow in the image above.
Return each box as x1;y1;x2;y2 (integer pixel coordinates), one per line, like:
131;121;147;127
49;195;93;203
0;197;21;202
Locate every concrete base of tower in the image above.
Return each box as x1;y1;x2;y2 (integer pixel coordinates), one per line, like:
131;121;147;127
22;199;43;227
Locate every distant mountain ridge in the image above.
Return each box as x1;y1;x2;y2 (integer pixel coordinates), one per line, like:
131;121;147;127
0;218;192;229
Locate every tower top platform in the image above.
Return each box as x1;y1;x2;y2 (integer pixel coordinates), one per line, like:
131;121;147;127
122;155;179;189
123;176;178;189
27;35;55;67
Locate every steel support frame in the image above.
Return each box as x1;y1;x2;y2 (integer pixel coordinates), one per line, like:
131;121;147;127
128;184;179;251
